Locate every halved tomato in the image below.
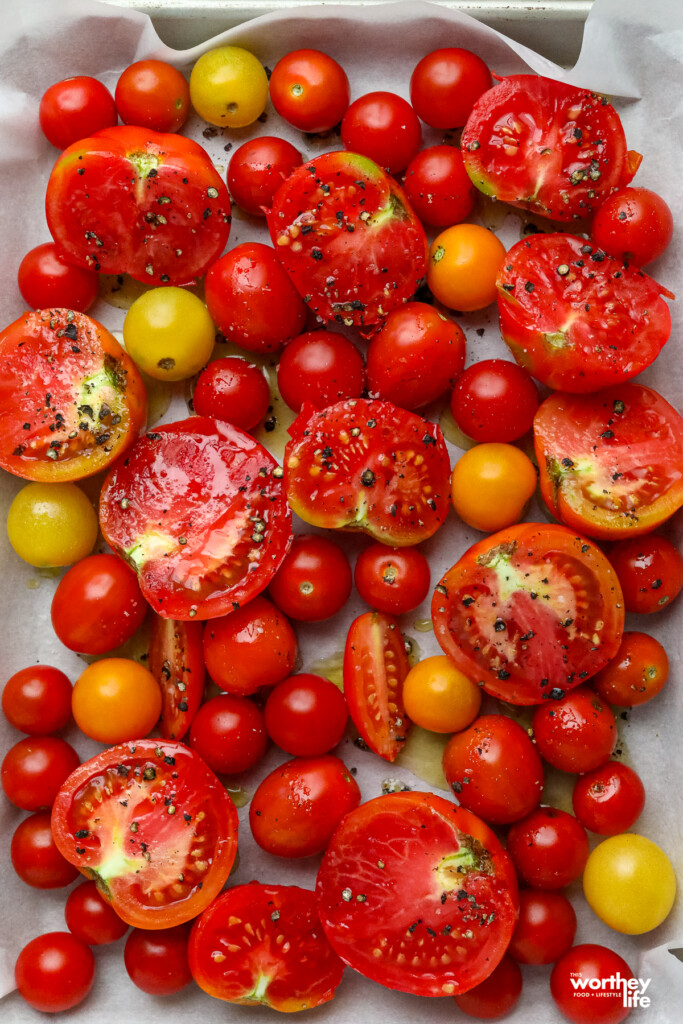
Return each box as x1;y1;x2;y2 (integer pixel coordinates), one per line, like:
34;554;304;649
432;523;624;705
534;383;683;539
149;616;205;740
0;309;146;481
99;417;292;620
284;399;450;546
497;234;672;392
316;791;518;996
51;740;238;929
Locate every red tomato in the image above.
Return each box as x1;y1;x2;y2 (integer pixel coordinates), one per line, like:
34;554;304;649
227;136;302;216
39;76;117;149
507;807;589;889
432;523;624;706
550;944;634;1024
277;330;366;412
124;924;193;995
264;674;349;756
65;880;128;945
450;359;539;443
15;932;95;1013
344;610;411;762
0;309;146;482
442;715;544;825
17;243;99;311
192;357;270;431
203;595;297;694
204;242;307;354
316;792;518;996
607;534;683;613
11;812;79;889
354;542;430;615
1;665;72;735
2;737;80;811
115;60;190;133
341;91;422;174
403;145;476;227
591;631;669;706
462;75;640;220
189;694;267;775
508;889;577;965
148;616;205;741
572;762;645;835
269;49;350;133
99;418;293;620
366;302;466;411
268;534;352;621
531;687;617;773
410;48;492;129
453;954;522;1020
50;740;238;928
189;882;345;1011
249;755;361;857
285;399;451;546
591;186;674;266
46;126;231;287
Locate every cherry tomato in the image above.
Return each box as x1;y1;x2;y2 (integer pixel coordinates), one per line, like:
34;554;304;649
341;91;422;174
277;330;366;412
39;76;117;149
269;49;350;132
354;542;430;615
450;443;537;533
572;762;645;836
551;944;634;1024
115;60;190;133
531;687;617;774
507;889;576;965
15;932;95;1013
1;665;72;735
264;674;349;757
268;534;352;622
190;46;268;128
453;955;522;1020
591;186;674;266
450;359;539;443
65;881;129;945
123;287;215;382
7;482;98;567
403;145;476;227
71;658;162;744
203;596;297;695
17;242;98;312
607;534;683;613
402;656;481;734
591;631;669;707
192;357;270;431
507;807;589;889
583;834;676;934
11;811;79;889
1;737;80;811
410;48;492;129
227;136;302;216
149;616;205;742
189;694;267;776
124;924;193;995
428;224;506;311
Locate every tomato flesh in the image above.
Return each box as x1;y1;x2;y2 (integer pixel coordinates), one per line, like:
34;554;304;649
149;616;206;740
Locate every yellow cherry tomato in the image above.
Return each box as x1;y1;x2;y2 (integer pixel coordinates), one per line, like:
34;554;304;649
190;46;268;128
450;442;537;533
583;833;676;934
72;658;162;744
7;482;97;567
123;287;215;381
403;655;482;733
428;223;506;311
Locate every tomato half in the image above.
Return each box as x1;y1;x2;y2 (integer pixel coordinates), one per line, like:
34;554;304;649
51;740;238;929
432;523;624;705
149;616;205;740
284;399;451;546
316;791;518;997
99;417;292;620
0;309;146;481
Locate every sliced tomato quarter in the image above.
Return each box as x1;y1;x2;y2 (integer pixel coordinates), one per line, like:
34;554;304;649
149;616;206;740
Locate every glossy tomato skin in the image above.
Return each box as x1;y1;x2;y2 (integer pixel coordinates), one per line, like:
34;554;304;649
453;955;522;1020
572;762;645;836
532;687;616;773
46;126;231;287
277;329;366;412
341;91;422;174
507;889;576;965
189;694;267;775
317;792;518;997
2;737;80;811
65;880;129;945
607;534;683;613
269;49;350;133
403;656;482;734
72;658;161;745
11;812;79;889
18;243;99;311
403;145;476;227
115;60;190;133
450;359;539;443
550;944;634;1024
583;834;675;935
429;223;506;313
1;665;72;735
591;630;669;706
51;554;147;654
203;595;297;695
192;357;270;431
124;924;193;995
591;186;674;266
15;932;95;1013
410;48;492;130
507;807;589;889
354;542;431;615
268;534;352;621
149;616;205;741
227;136;302;216
264;674;349;756
39;76;117;149
450;442;537;533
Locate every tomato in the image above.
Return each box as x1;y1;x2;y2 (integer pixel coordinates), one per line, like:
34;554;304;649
591;630;669;707
591;186;674;266
72;658;161;744
403;145;476;227
51;553;147;655
531;686;617;773
442;714;544;824
344;610;411;762
269;49;350;132
268;534;352;621
0;309;146;482
190;46;268;128
450;442;537;533
11;811;79;889
249;755;361;858
402;656;481;734
341;91;422;174
189;694;267;775
227;136;302;216
450;359;539;444
99;418;293;620
192;357;270;431
432;523;624;705
453;955;522;1020
551;944;634;1024
365;302;466;411
203;595;297;694
7;482;98;567
15;932;95;1013
123;287;215;381
462;75;640;220
115;60;190;133
497;234;672;392
17;242;99;311
2;737;80;811
410;48;492;129
124;924;193;995
428;224;506;312
572;762;645;836
65;881;129;945
277;329;366;412
51;740;238;928
39;76;117;149
507;889;576;965
285;399;451;546
267;151;428;333
316;791;518;996
507;807;589;889
189;882;344;1011
149;616;205;741
1;665;72;735
354;542;431;615
584;834;676;934
607;534;683;614
204;242;307;354
264;674;349;756
46;126;231;287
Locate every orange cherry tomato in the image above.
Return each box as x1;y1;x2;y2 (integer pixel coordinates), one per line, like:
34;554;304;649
428;224;506;311
450;443;537;533
402;656;481;734
72;659;162;744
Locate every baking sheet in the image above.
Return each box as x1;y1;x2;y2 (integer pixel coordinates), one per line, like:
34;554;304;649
1;0;683;1020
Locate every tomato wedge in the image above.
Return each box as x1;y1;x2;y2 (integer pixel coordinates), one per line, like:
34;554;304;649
189;882;344;1011
99;417;293;620
51;740;238;929
0;309;146;481
497;234;672;392
343;611;411;762
316;791;518;996
534;384;683;540
284;399;450;546
149;616;206;740
432;523;624;705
